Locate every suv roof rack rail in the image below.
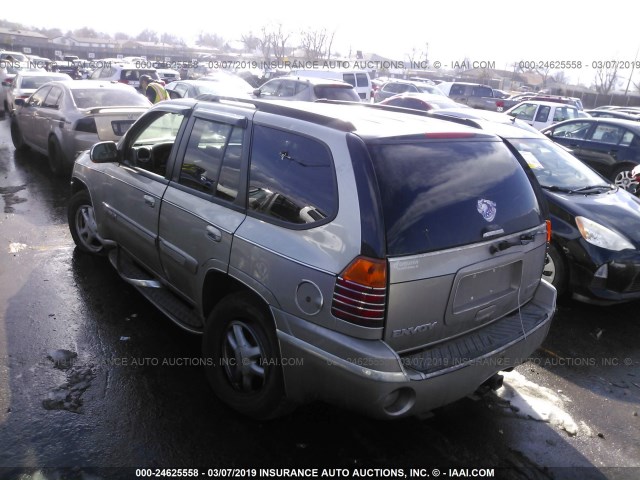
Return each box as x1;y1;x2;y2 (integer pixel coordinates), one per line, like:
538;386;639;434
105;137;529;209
194;94;356;132
315;99;484;129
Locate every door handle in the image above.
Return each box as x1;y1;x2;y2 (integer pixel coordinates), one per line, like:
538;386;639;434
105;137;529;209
143;195;155;207
608;150;618;157
206;225;222;242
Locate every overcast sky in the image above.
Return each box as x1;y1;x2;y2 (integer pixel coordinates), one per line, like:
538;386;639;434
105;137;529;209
4;0;639;82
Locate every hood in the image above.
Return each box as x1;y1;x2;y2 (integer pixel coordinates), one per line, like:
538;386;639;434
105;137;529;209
545;188;640;246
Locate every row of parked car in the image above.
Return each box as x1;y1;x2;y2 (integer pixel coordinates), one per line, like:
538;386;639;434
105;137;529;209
4;58;640;421
5;61;640;307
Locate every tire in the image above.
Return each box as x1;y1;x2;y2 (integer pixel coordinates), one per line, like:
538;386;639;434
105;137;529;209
67;190;105;255
202;292;291;420
611;164;637;193
10;120;29;151
48;136;68;176
542;243;567;296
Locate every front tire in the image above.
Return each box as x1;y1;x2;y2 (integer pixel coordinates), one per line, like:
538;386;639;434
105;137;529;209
202;292;291;420
68;190;105;255
543;243;567;296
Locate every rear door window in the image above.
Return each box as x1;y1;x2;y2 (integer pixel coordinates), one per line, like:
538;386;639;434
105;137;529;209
248;125;337;226
367;140;542;255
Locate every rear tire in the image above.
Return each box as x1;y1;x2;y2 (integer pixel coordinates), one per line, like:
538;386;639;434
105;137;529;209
48;137;68;176
10;120;29;151
202;292;291;420
68;190;105;255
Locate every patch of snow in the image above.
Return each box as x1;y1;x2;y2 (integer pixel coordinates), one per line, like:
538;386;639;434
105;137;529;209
496;370;592;437
8;242;27;253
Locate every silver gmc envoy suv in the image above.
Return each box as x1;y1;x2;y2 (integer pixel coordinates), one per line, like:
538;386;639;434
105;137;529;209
68;97;557;420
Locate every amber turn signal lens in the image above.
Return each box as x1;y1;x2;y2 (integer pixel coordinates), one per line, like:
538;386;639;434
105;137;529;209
341;257;387;288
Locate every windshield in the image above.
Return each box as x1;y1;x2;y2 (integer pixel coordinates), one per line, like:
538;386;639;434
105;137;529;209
71;88;151;108
506;137;610;190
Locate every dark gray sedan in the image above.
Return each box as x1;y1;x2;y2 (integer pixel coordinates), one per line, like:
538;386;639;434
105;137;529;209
541;118;640;191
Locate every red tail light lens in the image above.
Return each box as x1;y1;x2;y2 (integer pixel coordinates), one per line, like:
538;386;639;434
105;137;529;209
496;100;504;107
331;257;387;328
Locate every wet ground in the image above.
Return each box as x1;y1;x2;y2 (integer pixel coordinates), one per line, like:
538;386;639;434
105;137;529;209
0;116;639;480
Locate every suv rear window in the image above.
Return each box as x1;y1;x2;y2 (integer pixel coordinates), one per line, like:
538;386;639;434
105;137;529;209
313;85;360;101
367;140;542;255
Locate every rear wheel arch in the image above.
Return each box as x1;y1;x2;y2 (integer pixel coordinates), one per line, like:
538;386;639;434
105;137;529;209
47;134;68;176
201;289;291;419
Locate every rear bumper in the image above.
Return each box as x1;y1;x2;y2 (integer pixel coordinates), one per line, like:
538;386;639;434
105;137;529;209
275;280;556;419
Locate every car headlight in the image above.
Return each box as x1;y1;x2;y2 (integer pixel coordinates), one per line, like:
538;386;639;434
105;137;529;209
575;216;634;251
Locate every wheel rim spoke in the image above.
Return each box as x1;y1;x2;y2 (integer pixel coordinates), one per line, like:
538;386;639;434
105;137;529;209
223;321;266;392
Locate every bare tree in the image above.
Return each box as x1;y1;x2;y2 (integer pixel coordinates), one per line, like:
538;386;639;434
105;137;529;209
114;32;131;41
536;65;553;88
160;33;185;46
406;43;429;68
136;29;159;43
241;32;260;53
196;32;225;49
257;26;273;61
594;64;620;95
299;28;335;61
271;23;292;61
73;27;104;39
553;70;568;85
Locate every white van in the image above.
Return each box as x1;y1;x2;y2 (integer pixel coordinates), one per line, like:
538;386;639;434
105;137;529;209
289;69;372;101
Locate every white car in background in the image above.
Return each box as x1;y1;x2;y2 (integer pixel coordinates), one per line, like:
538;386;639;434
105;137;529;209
156;68;181;84
504;100;582;130
6;71;72;115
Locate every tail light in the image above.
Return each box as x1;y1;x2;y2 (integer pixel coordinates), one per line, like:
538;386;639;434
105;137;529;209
118;79;130;85
75;117;97;133
331;256;387;328
496;100;504;108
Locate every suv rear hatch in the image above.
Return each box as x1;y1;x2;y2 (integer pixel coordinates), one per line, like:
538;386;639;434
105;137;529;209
366;136;548;355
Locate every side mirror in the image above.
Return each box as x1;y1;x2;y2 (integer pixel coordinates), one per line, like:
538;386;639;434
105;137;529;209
253;88;262;97
90;141;119;163
14;98;26;107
